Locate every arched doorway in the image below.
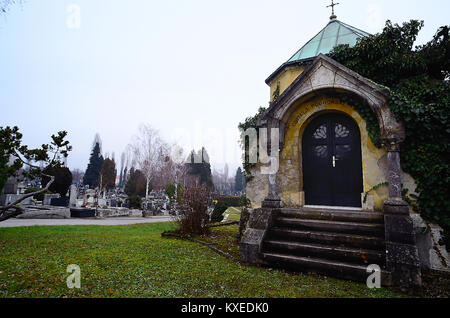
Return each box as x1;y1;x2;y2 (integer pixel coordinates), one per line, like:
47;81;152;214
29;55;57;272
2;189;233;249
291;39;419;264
302;113;363;208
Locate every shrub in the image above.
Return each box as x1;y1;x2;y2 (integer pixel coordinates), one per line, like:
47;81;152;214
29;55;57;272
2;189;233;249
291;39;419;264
128;195;142;209
211;201;228;223
165;182;184;203
238;194;250;207
124;168;147;197
175;186;211;235
216;195;241;207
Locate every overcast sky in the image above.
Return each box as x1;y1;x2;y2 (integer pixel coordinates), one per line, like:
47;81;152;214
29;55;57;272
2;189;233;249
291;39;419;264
1;0;449;177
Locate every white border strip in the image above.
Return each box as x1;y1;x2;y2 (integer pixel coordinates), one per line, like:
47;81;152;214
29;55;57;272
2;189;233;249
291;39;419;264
304;205;363;211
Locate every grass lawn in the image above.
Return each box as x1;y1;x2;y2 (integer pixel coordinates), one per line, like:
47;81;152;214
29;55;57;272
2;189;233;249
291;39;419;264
0;222;406;298
223;207;242;222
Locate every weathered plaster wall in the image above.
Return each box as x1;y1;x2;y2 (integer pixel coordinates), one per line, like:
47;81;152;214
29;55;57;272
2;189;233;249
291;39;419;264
246;163;269;208
269;65;306;102
247;96;417;210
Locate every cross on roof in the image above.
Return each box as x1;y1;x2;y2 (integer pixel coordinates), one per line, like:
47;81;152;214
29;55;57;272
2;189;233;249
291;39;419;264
327;0;340;20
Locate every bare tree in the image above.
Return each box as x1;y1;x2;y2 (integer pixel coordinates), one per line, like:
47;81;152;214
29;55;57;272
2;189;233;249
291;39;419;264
0;0;21;14
151;143;174;189
171;144;189;187
118;151;126;188
130;124;165;198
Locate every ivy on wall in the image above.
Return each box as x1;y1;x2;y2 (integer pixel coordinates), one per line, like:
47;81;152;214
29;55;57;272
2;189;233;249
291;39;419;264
335;93;383;148
329;20;450;246
238;107;267;182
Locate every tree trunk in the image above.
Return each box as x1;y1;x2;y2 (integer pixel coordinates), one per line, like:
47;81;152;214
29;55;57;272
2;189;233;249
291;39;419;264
146;176;150;199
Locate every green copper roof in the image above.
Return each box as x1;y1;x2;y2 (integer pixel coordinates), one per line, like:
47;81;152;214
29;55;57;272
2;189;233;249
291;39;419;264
287;19;371;62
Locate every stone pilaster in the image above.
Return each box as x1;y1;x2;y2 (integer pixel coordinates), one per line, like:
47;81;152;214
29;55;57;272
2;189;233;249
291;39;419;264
262;172;283;208
262;119;283;209
383;141;422;291
384;142;409;214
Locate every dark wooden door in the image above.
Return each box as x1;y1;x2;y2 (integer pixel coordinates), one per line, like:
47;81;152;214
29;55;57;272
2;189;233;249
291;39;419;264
302;113;363;207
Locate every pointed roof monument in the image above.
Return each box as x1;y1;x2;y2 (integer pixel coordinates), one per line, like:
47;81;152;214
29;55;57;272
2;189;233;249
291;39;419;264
266;3;371;84
287;19;371;62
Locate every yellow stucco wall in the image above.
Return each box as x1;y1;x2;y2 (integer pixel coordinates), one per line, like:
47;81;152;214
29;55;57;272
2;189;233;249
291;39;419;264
280;96;420;210
247;96;418;211
269;65;306;102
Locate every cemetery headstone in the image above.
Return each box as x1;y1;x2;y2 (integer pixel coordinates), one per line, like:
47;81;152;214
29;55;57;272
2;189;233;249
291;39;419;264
69;185;78;207
2;177;18;195
44;193;60;205
50;196;69;207
98;198;107;207
109;199;117;208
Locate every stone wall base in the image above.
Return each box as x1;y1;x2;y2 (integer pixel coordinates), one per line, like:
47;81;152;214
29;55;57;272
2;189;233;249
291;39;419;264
240;208;279;264
411;213;450;272
384;201;423;290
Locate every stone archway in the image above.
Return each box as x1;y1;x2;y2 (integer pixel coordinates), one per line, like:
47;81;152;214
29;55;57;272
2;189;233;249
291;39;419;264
274;96;392;210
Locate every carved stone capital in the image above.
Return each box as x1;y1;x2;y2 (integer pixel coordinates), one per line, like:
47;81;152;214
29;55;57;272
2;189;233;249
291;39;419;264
381;128;405;152
383;140;402;152
384;198;410;215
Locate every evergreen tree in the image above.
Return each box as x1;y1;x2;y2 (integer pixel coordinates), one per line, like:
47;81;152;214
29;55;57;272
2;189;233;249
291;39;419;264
99;158;116;190
41;164;73;197
83;142;104;188
124;168;146;197
234;167;245;193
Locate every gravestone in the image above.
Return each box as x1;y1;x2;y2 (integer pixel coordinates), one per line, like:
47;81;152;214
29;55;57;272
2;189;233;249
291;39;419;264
69;185;78;207
2;177;18;195
109;199;117;208
50;196;69;207
98;198;107;207
44;193;60;206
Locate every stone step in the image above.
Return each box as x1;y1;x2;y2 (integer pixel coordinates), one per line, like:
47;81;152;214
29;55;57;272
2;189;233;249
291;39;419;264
261;252;392;286
268;228;386;250
275;217;385;236
263;240;385;265
280;208;384;224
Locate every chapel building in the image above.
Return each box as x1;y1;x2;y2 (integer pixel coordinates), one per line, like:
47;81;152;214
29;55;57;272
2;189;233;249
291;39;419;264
241;9;423;289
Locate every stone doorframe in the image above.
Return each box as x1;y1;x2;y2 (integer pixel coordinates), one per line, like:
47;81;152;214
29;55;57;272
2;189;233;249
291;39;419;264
243;54;422;289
